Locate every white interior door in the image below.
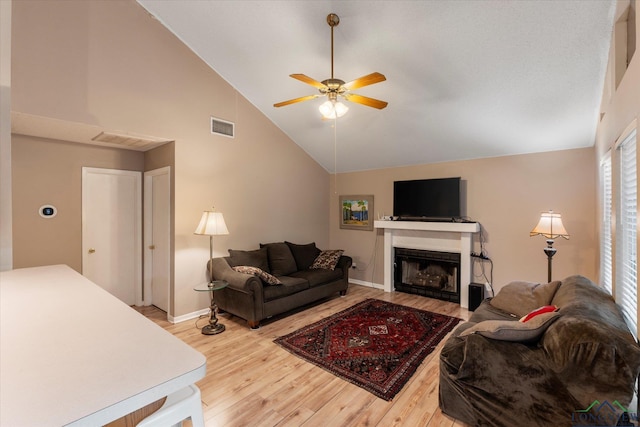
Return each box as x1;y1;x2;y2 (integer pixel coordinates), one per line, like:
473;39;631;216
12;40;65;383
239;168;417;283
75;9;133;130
144;167;171;313
82;167;142;305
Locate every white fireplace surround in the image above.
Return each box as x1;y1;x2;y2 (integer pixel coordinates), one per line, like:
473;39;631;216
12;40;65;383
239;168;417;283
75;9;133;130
374;220;480;309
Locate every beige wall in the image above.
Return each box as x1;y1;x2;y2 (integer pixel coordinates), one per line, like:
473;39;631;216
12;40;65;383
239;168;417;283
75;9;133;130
1;0;12;271
597;1;640;160
595;1;639;330
11;0;329;317
11;135;144;271
330;147;597;294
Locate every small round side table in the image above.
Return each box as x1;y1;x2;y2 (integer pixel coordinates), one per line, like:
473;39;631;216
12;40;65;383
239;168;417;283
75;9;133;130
193;280;228;335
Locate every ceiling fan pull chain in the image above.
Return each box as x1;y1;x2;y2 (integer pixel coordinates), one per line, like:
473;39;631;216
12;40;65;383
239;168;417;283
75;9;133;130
334;117;338;193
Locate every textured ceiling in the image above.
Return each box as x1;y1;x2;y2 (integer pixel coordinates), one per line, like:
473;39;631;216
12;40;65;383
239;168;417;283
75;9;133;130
137;0;615;173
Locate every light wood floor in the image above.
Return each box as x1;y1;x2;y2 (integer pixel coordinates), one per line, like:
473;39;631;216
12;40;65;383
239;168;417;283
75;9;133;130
135;284;472;427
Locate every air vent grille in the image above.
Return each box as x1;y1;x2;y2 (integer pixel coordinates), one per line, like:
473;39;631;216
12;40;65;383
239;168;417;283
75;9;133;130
211;117;235;138
91;131;170;149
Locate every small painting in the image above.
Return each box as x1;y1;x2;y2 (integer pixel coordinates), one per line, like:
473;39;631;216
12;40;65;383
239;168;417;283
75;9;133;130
340;195;374;231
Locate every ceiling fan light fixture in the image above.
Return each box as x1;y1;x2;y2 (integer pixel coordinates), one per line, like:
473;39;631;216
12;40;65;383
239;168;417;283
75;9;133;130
319;100;348;119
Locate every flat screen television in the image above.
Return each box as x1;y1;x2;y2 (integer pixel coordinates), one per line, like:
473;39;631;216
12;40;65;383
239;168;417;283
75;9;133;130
393;177;462;221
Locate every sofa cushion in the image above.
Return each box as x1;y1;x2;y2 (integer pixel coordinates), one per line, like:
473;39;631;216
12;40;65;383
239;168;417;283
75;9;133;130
227;248;270;273
260;242;298;276
489;280;560;318
263;276;309;302
460;312;560;342
290;268;343;287
231;266;281;286
286;241;321;270
311;250;344;270
468;299;518;323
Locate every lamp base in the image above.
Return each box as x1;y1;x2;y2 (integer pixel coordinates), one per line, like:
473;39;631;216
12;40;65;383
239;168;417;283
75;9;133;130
201;324;225;335
543;239;557;283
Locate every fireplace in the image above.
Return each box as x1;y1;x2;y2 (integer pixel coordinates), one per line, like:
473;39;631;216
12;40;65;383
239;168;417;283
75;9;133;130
374;220;479;308
394;248;460;303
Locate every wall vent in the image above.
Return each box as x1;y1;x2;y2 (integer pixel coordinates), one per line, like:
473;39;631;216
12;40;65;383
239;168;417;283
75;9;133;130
211;117;235;138
91;131;171;149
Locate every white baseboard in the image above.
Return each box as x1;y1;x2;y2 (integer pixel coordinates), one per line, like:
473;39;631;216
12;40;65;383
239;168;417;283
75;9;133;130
349;278;384;290
169;308;209;324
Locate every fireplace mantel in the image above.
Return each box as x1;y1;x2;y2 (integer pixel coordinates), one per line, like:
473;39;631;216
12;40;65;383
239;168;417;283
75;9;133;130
374;220;480;308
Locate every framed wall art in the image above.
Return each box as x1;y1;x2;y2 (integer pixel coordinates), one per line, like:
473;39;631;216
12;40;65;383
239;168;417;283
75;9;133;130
339;195;374;231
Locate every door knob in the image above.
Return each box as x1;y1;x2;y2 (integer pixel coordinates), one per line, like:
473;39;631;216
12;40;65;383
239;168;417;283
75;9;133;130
149;245;156;250
88;248;96;254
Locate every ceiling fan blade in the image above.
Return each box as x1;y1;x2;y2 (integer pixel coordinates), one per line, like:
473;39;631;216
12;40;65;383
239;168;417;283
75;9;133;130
342;72;386;91
343;93;388;109
290;74;327;90
274;94;320;108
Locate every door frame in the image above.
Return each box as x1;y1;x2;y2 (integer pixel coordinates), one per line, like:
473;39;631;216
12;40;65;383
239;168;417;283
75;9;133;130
143;166;172;314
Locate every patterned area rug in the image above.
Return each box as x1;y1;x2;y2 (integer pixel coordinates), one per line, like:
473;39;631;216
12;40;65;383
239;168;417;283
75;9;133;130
274;298;461;400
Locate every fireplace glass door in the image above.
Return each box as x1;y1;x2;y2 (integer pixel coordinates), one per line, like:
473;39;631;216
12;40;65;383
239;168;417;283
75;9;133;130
394;248;461;303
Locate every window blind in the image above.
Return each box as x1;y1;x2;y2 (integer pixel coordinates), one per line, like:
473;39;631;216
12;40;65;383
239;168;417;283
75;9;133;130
600;153;613;295
616;129;637;338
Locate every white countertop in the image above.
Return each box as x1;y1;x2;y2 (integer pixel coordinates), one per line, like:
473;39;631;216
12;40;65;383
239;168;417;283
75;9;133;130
0;264;206;426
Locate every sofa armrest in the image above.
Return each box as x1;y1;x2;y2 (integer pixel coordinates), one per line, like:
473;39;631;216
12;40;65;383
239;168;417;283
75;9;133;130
541;314;640;407
210;257;263;294
336;255;352;272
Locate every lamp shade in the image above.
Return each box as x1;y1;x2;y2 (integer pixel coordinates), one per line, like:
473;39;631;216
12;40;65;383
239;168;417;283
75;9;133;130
194;211;229;236
530;211;569;239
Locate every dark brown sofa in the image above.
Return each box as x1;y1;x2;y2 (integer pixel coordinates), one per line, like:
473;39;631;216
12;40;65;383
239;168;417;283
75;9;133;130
439;275;640;427
210;241;351;328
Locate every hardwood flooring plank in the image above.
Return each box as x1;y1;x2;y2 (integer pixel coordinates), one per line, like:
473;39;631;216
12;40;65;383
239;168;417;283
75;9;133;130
135;284;472;427
273;407;316;427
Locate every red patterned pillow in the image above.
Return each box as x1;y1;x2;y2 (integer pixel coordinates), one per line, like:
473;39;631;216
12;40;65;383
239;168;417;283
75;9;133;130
232;266;282;285
519;305;558;322
310;250;344;270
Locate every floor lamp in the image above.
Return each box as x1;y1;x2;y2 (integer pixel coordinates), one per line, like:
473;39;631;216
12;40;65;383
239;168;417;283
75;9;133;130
530;210;569;283
194;208;229;335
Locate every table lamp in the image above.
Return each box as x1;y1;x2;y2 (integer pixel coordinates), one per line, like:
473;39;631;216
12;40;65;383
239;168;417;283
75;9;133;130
194;208;229;284
530;210;569;282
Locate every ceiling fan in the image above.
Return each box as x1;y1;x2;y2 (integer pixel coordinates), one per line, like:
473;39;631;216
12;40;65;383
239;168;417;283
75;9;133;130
274;13;388;119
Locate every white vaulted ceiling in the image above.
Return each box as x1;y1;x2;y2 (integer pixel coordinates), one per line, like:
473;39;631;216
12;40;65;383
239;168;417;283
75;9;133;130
137;0;616;173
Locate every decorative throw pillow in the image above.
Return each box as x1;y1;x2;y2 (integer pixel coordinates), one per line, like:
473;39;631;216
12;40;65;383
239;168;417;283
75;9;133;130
311;249;344;270
459;312;561;342
232;265;282;286
227;248;270;273
285;241;321;270
490;280;561;317
260;242;298;276
519;305;559;322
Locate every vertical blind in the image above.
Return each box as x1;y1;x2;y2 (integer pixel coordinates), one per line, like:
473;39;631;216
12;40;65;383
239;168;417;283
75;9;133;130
600;153;613;295
617;129;637;338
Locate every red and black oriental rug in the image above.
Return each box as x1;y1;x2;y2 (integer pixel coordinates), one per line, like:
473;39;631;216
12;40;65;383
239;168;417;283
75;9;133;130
274;298;461;400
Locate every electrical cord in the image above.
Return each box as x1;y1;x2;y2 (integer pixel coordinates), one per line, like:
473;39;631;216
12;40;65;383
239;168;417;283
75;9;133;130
195;314;209;330
469;220;495;296
354;231;379;272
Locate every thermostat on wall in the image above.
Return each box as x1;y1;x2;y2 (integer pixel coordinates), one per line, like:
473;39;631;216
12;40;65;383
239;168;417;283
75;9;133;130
39;205;57;218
